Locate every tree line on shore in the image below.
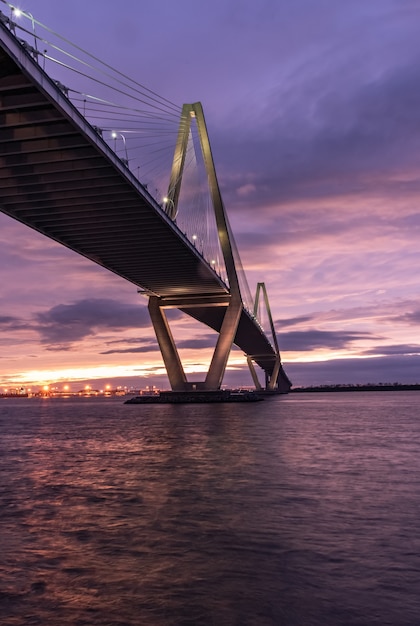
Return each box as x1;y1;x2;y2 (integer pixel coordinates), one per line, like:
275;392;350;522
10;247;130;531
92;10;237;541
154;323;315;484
291;383;420;393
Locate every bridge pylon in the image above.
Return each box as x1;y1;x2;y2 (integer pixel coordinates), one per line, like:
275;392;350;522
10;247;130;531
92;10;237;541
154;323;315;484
149;103;243;391
247;282;292;392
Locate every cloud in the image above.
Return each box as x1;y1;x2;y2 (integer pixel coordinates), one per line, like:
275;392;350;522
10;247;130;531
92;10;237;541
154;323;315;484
216;47;420;211
237;184;257;197
101;341;158;355
0;315;31;332
362;344;420;356
276;315;317;328
391;307;420;325
177;335;216;350
0;315;18;325
102;334;217;354
101;347;156;355
278;329;376;352
275;300;420;332
35;298;150;346
2;0;420;389
101;334;216;354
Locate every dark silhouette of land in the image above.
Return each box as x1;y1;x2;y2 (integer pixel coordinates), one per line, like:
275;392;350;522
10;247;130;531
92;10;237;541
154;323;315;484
291;383;420;393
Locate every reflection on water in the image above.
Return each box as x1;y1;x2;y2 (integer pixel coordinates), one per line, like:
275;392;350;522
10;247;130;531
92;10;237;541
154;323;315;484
1;392;420;625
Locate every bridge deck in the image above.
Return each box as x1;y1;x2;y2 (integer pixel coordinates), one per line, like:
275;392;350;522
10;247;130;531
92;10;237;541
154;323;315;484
0;22;282;378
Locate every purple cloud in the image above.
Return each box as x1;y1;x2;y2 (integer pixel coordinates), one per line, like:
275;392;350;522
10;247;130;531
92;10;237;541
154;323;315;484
35;298;151;346
278;330;377;352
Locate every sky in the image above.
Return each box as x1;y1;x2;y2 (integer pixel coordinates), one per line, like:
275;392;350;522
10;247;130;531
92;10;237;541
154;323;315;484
1;0;420;390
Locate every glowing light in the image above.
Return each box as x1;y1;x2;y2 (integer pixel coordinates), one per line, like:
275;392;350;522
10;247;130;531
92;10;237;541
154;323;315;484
163;196;175;207
12;7;22;18
43;385;49;392
111;131;118;139
4;364;167;387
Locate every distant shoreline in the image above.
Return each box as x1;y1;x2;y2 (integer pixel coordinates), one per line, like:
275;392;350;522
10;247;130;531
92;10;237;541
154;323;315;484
291;384;420;393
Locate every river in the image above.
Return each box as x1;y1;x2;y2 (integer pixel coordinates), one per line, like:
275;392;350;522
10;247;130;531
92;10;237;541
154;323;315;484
1;391;419;625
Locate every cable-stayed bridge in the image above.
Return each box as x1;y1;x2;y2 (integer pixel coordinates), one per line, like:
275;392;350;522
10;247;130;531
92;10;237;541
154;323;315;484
0;7;291;393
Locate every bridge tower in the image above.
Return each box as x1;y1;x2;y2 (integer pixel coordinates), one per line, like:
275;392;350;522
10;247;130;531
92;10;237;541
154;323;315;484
248;282;292;393
148;103;289;392
148;102;243;391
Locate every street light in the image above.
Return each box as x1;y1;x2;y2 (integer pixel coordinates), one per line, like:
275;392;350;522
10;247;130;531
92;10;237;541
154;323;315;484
10;9;38;53
11;7;22;19
111;131;129;166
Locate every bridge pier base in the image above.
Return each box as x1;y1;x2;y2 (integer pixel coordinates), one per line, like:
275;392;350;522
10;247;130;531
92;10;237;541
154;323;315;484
148;295;242;391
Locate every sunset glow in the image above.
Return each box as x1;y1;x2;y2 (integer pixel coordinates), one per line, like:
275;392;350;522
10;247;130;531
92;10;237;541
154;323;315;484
1;0;420;388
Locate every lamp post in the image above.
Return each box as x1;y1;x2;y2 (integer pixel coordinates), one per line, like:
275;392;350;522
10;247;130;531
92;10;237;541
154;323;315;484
10;9;38;52
111;131;129;166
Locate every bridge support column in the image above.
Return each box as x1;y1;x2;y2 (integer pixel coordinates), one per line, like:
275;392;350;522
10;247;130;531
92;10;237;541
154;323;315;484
267;358;281;391
204;297;242;390
247;356;262;391
148;296;188;391
251;282;292;392
148;295;242;392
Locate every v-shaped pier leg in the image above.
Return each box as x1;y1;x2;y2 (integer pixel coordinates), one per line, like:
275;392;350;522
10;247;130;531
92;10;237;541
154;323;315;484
247;356;262;391
205;297;242;390
148;296;188;391
148;295;242;391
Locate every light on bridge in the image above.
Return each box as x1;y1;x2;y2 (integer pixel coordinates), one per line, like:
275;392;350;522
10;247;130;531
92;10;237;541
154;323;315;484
111;131;129;165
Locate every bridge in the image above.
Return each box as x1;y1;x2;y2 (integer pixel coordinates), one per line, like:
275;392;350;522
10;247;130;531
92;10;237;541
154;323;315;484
0;11;291;393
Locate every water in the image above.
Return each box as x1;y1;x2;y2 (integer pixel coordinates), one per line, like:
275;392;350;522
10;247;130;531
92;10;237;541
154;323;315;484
1;391;420;625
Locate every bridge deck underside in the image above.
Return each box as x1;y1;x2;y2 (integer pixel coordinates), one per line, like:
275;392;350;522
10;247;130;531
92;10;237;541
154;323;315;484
0;24;281;379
